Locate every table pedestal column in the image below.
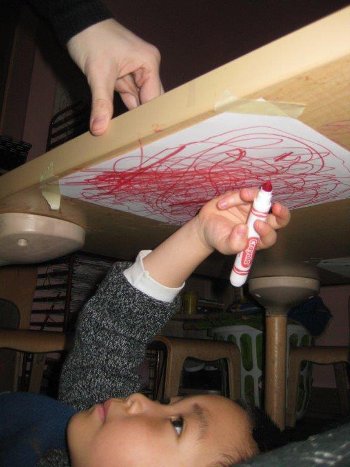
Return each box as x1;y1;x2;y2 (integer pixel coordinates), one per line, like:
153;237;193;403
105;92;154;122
265;312;288;430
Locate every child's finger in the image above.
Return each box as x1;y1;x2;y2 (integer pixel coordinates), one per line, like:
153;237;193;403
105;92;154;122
227;224;249;253
254;221;277;250
267;203;291;229
216;187;258;210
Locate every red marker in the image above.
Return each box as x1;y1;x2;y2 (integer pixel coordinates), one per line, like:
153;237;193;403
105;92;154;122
230;182;273;287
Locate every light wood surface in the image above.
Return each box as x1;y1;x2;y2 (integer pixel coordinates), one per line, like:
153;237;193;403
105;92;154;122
0;7;349;284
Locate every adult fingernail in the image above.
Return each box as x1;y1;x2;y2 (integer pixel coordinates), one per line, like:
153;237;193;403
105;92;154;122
91;115;108;134
129;95;139;108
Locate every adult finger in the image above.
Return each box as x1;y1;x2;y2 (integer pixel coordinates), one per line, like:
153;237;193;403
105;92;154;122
88;71;115;136
133;45;163;103
138;70;164;104
116;73;140;109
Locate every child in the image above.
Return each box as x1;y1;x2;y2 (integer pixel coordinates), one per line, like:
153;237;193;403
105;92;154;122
0;187;290;466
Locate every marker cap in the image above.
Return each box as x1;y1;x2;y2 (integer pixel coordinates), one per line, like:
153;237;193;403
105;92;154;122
230;272;248;287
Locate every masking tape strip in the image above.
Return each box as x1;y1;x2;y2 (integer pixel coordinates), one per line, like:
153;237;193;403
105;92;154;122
214;94;305;119
40;161;61;210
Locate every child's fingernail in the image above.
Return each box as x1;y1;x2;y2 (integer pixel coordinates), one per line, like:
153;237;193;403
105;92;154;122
255;220;266;229
245;188;254;196
218;199;228;208
236;225;247;237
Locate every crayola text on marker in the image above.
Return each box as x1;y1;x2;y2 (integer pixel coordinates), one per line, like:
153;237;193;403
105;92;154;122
230;182;273;287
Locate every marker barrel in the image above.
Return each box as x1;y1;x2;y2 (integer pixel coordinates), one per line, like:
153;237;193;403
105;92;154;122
230;187;272;287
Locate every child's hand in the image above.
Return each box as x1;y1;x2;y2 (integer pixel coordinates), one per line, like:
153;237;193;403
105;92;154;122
196;187;290;256
143;187;290;288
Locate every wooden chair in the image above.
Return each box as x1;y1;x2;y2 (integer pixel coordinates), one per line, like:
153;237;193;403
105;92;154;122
0;266;38;391
0;263;72;392
286;297;350;427
0;331;241;400
149;335;241;401
0;329;71;392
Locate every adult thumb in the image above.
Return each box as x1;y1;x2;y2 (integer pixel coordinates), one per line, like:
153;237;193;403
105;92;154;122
89;78;114;136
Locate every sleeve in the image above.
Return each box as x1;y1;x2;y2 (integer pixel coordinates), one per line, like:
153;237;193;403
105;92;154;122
58;263;180;411
26;0;112;45
123;250;185;303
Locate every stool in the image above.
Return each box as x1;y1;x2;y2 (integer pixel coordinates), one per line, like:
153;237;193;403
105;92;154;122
212;325;262;406
212;323;312;417
286;345;349;427
148;335;241;401
286;295;350;427
0;329;70;392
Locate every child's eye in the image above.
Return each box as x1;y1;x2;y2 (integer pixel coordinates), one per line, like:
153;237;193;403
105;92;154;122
171;416;184;436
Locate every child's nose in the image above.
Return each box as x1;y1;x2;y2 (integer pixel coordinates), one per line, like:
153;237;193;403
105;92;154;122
126;393;158;414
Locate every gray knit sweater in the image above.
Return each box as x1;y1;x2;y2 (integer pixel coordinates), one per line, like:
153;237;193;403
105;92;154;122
38;262;179;465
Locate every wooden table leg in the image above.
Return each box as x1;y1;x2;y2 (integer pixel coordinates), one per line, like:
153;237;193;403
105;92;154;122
264;313;288;430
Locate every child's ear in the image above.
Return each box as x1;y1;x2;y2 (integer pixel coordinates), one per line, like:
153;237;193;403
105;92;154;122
236;400;288;452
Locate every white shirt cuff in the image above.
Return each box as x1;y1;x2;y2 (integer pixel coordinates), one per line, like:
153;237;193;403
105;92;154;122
123;250;184;303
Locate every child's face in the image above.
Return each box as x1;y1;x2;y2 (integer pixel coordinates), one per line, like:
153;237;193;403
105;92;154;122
68;393;258;466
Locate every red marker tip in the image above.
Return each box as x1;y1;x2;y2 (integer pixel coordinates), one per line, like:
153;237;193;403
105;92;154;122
261;181;272;192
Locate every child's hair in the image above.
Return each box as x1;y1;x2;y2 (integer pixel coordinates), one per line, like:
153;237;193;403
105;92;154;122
237;399;288;453
211;400;288;467
207;399;288;467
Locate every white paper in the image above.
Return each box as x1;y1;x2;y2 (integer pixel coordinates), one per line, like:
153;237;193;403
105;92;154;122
59;113;350;225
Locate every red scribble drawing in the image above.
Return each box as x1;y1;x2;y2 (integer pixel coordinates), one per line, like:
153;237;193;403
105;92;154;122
60;121;350;225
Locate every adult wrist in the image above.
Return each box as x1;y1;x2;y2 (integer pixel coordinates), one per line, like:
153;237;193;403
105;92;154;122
28;0;112;45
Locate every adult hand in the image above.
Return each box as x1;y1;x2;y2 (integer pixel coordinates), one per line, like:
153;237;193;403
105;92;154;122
67;18;163;135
